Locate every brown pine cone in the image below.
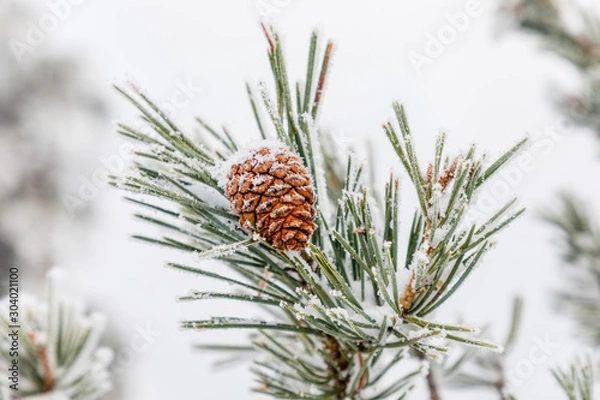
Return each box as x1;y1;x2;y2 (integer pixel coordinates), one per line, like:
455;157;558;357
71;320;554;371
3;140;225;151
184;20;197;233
224;146;317;251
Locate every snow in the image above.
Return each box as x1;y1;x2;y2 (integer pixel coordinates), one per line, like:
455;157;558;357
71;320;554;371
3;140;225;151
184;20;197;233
0;269;113;399
430;225;451;248
395;268;415;299
185;290;211;300
406;327;433;340
410;241;432;286
44;2;600;398
212;139;290;188
185;181;230;209
193;240;252;261
326;307;350;320
302;113;334;222
251;174;271;186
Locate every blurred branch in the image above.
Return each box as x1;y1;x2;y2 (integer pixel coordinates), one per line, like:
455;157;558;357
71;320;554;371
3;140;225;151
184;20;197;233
543;194;600;346
113;26;526;399
437;297;523;399
0;1;108;286
0;270;113;399
553;354;595;400
503;0;600;136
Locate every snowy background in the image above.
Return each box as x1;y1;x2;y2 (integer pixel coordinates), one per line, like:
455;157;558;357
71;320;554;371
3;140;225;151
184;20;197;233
3;0;600;398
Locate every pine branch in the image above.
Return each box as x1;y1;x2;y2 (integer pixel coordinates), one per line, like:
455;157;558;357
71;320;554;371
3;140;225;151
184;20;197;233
553;354;595;400
503;0;600;136
543;194;600;346
436;297;523;399
419;352;442;400
504;5;600;399
0;270;113;399
113;27;526;399
426;371;442;400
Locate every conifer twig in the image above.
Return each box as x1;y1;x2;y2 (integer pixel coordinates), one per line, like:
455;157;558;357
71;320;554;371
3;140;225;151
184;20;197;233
0;270;113;399
113;27;525;399
419;352;442;400
503;0;600;136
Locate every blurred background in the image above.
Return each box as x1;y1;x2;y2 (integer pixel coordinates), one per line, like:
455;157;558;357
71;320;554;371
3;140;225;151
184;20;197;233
1;0;600;398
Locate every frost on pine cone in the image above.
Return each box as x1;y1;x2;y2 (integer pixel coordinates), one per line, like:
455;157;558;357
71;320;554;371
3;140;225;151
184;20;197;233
224;145;317;251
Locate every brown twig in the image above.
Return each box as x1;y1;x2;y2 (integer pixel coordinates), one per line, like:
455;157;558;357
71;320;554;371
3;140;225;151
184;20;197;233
357;353;368;392
400;271;416;312
38;346;55;392
426;369;442;400
299;249;352;398
494;361;507;400
322;335;351;399
260;23;275;52
28;332;55;392
401;156;462;312
419;352;441;400
312;42;334;118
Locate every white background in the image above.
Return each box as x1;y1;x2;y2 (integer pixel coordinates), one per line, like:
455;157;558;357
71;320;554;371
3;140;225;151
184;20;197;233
10;0;600;398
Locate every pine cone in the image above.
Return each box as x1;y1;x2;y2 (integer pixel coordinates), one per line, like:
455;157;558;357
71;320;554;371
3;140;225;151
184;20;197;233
224;146;317;251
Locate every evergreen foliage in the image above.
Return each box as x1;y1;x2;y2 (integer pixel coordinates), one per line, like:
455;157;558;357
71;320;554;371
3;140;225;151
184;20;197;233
112;27;526;399
505;2;600;397
0;271;113;400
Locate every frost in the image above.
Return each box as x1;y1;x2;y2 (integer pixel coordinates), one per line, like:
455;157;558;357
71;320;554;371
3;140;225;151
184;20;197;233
326;307;350;320
302;114;333;221
187;290;211;300
492;345;505;354
251;232;262;241
406;327;432;340
430;226;451;248
293;303;305;313
252;174;271;186
395;268;414;296
185;181;230;209
308;296;323;308
194;240;252;261
409;240;431;285
0;269;113;399
211;139;290;188
149;143;168;154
